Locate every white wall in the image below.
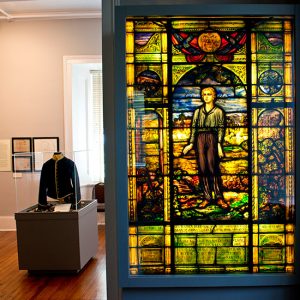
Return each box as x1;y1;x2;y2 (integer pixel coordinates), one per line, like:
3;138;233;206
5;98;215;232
0;18;101;228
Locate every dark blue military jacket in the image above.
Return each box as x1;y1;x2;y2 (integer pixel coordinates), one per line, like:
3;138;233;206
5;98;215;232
38;153;81;206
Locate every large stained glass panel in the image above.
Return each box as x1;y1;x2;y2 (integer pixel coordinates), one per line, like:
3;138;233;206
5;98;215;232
126;17;295;275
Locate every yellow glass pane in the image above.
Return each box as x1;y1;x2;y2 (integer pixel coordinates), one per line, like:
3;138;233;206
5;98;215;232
213;225;248;233
224;64;247;84
126;54;134;63
252;108;258;127
126;20;134;32
220;159;248;175
175;248;197;264
233;234;249;246
135;53;162;63
138;248;164;265
286;224;294;232
285;54;292;62
132;20;155;31
284;63;292;84
165;234;171;247
285;84;293;98
129;248;138;265
284;107;294;126
172;19;207;30
165;247;171;265
126;64;135;85
252;176;258;220
251;32;257;52
251;63;257;84
162;32;168;53
252;86;257;97
253;266;259;273
253;224;258;233
216;247;248;265
284;20;292;31
259;224;284;232
253;233;258;246
138;226;164;234
175;225;214;234
164;179;170;221
162;53;168;63
286;233;294;246
286;246;294;264
286;266;294;273
285;151;294;173
127;86;134;101
197;248;216;265
284;32;292;53
162;64;168;86
129;235;137;247
286;178;295;203
138;235;164;247
285;127;294;151
126;32;134;54
259;233;285;246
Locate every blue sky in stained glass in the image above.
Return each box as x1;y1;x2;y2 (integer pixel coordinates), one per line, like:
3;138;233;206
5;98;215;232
172;86;247;113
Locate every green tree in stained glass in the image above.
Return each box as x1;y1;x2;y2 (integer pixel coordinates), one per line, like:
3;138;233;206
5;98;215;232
258;176;286;223
135;111;164;222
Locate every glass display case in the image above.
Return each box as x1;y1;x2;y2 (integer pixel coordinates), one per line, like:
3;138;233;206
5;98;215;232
13;150;98;272
13;150;96;212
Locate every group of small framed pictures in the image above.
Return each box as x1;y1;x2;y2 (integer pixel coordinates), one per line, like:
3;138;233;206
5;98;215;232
12;137;59;173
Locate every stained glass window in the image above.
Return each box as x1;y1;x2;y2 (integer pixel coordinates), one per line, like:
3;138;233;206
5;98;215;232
126;16;295;275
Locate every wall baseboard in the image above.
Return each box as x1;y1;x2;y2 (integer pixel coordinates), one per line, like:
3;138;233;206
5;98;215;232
0;216;16;231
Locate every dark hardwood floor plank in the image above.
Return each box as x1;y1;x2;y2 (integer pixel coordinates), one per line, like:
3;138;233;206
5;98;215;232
0;225;106;300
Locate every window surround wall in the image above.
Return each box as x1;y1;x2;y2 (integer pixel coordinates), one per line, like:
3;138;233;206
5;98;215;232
107;4;300;299
63;55;101;155
63;56;103;189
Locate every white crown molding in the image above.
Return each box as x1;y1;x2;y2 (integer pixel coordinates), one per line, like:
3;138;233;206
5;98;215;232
0;10;102;21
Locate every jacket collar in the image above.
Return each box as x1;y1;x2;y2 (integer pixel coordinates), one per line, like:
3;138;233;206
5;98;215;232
52;152;64;161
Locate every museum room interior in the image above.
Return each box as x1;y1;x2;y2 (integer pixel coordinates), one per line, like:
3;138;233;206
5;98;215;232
0;1;299;300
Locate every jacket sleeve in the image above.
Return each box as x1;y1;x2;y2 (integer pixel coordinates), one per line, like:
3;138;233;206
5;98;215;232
72;163;81;203
38;164;48;205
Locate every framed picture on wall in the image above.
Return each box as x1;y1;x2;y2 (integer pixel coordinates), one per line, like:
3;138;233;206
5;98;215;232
33;137;59;171
12;137;32;154
12;137;33;173
0;139;12;172
12;155;32;173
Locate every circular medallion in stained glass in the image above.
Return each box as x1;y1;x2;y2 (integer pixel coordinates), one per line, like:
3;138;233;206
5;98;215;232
136;70;161;97
258;70;283;95
198;31;221;53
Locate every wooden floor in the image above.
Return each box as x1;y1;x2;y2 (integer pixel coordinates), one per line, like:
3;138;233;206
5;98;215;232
0;225;107;300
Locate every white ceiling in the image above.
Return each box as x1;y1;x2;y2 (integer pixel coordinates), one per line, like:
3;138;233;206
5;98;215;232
0;0;102;20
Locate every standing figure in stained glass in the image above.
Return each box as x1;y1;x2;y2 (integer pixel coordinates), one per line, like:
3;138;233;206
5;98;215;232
182;86;229;210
